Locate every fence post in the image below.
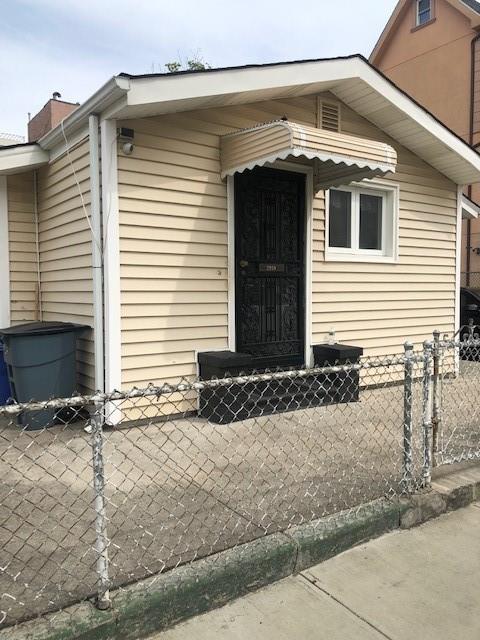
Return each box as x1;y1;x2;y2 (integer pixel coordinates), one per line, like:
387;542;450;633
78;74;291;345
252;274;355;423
91;403;111;609
403;342;414;493
422;340;433;487
431;330;442;468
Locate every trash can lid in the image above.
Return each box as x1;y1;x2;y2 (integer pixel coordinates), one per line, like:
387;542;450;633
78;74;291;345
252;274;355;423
0;321;90;336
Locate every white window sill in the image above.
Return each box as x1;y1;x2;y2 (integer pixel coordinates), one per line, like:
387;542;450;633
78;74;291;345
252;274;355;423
325;251;399;264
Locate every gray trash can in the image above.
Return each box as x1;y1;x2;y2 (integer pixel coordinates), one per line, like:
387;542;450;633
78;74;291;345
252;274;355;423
0;321;90;430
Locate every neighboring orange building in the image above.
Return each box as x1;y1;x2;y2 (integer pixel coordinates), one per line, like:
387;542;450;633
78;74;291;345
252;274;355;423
370;0;480;282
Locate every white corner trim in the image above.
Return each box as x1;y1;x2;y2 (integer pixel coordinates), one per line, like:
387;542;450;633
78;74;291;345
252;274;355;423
100;119;121;396
0;176;10;327
227;176;236;352
455;186;463;337
304;167;314;367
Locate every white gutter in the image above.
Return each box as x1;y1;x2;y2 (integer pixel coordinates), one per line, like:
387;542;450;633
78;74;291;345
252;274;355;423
39;76;130;151
88;115;105;393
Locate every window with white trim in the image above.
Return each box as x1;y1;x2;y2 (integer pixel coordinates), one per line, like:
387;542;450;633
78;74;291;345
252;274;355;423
416;0;432;26
326;182;399;263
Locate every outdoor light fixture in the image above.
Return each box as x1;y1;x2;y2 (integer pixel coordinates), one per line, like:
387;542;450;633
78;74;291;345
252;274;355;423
118;127;135;155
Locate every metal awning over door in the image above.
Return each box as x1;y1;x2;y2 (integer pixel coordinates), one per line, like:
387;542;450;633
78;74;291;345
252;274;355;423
220;120;397;191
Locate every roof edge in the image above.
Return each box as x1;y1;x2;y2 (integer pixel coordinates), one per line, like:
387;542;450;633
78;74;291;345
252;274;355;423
38;76;130;150
371;0;480;65
369;0;407;64
462;193;480;218
0;143;49;175
119;53;361;80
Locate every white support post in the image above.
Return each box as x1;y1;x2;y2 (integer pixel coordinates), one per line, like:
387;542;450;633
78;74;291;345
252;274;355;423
89;115;104;394
100;119;122;424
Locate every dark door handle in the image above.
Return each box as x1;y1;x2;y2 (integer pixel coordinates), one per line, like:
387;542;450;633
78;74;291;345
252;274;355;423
239;260;249;268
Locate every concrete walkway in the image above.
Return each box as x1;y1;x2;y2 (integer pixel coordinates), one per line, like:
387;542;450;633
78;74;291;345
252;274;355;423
151;503;480;640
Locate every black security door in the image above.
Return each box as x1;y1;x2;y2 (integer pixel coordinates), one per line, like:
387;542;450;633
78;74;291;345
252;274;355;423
235;167;305;365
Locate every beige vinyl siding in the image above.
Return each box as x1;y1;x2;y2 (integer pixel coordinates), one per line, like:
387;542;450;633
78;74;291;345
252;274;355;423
118;92;457;387
7;172;38;323
36;138;95;392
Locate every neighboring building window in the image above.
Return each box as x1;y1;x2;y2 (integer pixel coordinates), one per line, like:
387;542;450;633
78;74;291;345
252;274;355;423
416;0;432;26
326;182;399;262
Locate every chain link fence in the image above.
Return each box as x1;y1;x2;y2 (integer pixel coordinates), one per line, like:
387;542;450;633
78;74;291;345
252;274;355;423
0;335;478;630
433;328;480;466
461;271;480;288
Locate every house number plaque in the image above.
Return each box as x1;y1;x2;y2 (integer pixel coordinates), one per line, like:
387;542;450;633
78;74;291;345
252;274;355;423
259;264;285;273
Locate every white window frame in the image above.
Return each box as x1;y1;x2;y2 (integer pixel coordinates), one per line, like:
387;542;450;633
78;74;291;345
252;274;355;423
416;0;432;26
325;180;399;264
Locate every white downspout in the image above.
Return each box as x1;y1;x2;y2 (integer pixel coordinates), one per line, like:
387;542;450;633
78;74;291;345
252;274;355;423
89;114;105;393
0;176;10;327
33;170;42;321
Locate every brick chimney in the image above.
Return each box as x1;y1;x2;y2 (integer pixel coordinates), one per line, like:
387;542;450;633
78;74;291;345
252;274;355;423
28;93;79;142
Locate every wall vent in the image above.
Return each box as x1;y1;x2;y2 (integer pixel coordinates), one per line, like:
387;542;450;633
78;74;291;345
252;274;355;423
318;101;341;132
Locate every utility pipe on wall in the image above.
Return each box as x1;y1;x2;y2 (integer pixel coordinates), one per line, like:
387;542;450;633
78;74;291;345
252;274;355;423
89;114;105;393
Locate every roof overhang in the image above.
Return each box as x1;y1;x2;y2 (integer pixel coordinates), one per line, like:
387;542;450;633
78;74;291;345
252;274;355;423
0;144;49;175
220;120;397;190
452;0;480;26
3;55;480;185
110;56;480;186
462;194;480;219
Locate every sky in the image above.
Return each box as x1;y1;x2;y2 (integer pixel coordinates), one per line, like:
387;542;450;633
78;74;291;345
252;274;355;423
0;0;398;137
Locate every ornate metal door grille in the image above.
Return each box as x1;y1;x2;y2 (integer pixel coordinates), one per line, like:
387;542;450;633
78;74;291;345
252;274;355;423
234;168;305;364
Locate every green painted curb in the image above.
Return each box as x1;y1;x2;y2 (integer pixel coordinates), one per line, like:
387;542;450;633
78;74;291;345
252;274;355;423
1;533;296;640
4;474;478;640
290;499;402;572
113;532;296;640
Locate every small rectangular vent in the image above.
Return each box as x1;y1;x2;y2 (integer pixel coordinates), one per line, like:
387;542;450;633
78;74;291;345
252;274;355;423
319;101;341;132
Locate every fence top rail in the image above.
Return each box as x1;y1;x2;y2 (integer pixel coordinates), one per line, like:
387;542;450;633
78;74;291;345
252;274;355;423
440;337;480;349
0;353;420;416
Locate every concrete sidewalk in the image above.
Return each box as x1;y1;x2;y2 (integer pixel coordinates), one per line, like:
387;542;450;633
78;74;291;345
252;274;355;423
152;502;480;640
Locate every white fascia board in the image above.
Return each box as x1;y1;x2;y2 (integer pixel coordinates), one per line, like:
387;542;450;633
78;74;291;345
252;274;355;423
461;194;480;219
0;145;49;175
38;76;130;150
125;58;354;108
123;56;480;185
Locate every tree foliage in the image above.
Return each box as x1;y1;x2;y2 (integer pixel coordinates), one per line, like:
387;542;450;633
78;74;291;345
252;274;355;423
165;55;211;73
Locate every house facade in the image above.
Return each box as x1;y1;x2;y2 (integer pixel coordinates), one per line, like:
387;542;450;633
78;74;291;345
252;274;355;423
370;0;480;280
1;55;479;403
